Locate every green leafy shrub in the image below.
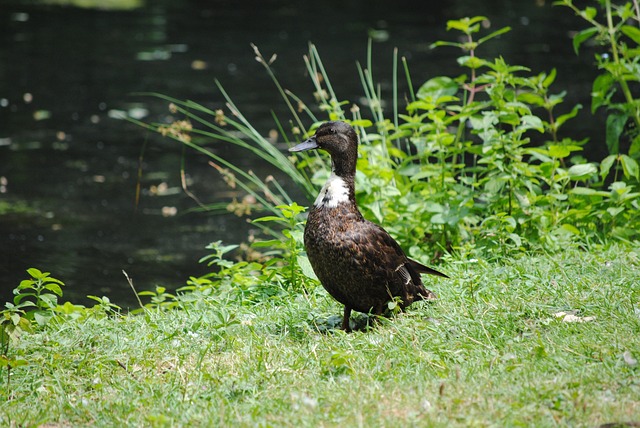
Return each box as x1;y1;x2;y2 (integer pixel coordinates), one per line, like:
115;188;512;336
371;15;639;256
134;9;639;284
179;203;315;305
1;268;121;387
557;0;640;158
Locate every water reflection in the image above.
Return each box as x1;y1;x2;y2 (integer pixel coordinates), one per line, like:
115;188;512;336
0;0;596;307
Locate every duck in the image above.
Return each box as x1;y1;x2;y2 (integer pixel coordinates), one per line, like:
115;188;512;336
289;121;449;332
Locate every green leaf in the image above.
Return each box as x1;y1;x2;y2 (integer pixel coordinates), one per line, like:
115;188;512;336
600;154;617;178
607;206;625;217
18;279;34;290
478;26;511;45
568;163;597;179
606;112;627;154
499;112;520;126
17;316;33;333
466;16;489;26
297;255;318;281
550;193;568;201
620;155;640;180
446;19;468;31
542;68;557;87
485;177;506;193
251;239;283;248
13;293;36;305
549;145;571;158
397;163;420;177
10;313;21;326
517;92;545;107
424;201;444;213
430;213;446;225
621;25;640;45
349;119;373;128
429;40;462;49
26;268;45;279
446;17;487;33
252;216;284;223
569;187;608;196
33;311;53;327
508;233;522;247
583;7;597;20
416;77;458;103
44;283;63;296
38;293;58;309
457;55;486;69
519;115;544;132
561;224;581;235
572;27;598;54
591;74;615;113
555;104;582;129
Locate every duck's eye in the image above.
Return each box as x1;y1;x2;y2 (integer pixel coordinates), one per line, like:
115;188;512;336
330;128;337;134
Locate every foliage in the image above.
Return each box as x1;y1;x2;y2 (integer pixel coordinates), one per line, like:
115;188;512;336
1;269;121;387
8;268;65;328
135;10;639;269
290;15;639;258
252;202;315;291
132;203;315;311
556;0;640;158
367;13;640;256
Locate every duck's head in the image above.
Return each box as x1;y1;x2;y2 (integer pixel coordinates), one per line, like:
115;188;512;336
289;121;358;177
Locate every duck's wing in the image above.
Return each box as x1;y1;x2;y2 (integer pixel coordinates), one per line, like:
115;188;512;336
353;221;447;298
362;221;448;279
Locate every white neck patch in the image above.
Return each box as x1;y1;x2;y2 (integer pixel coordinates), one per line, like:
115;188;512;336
314;172;350;208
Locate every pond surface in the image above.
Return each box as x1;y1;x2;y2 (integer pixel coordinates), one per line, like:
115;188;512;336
0;0;600;308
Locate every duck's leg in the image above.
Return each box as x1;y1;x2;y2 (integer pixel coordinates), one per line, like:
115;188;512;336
368;303;386;329
341;305;352;332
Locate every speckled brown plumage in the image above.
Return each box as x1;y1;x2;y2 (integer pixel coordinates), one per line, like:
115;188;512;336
290;121;448;331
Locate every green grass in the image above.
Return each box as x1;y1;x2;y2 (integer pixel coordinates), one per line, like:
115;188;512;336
2;245;639;427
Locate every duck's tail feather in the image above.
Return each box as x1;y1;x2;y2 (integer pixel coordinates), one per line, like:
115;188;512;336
407;258;449;279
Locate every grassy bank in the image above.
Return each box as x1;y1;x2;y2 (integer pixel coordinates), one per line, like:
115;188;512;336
2;245;638;427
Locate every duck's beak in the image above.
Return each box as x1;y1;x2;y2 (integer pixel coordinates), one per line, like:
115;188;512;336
289;136;318;152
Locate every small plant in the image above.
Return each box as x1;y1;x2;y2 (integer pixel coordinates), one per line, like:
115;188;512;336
359;16;608;255
171;204;316;305
182;241;270;303
183;204;316;304
252;202;314;292
0;300;30;388
86;295;122;316
1;268;64;387
12;268;65;327
137;286;179;311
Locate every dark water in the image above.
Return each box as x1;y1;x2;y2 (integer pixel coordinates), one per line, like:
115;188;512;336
0;0;599;308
